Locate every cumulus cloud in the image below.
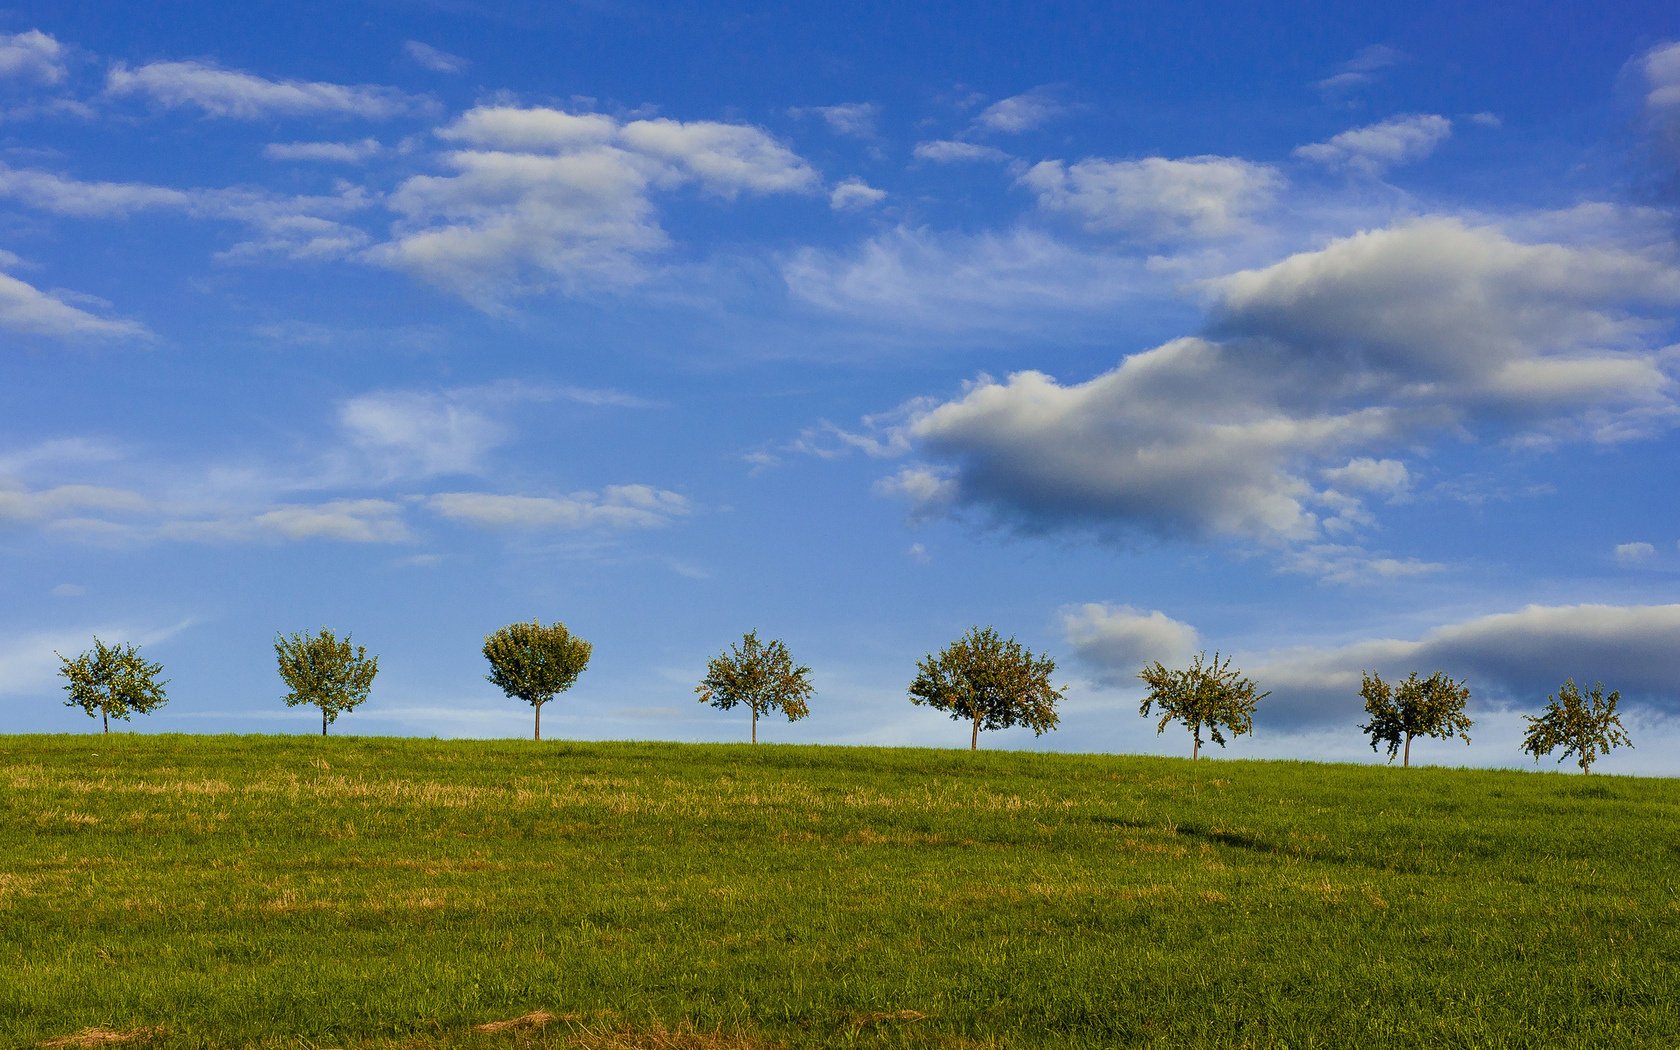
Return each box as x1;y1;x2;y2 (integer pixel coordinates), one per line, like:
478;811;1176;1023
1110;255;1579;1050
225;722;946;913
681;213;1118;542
1061;603;1200;686
105;60;430;119
0;268;151;343
428;486;689;530
1253;603;1680;728
1294;114;1453;175
262;138;384;163
1641;41;1680;113
829;178;886;210
1020;155;1284;239
373;105;817;301
0;29;66;85
404;40;468;75
863;218;1680;556
975;88;1063;133
782;225;1146;329
912;139;1009;163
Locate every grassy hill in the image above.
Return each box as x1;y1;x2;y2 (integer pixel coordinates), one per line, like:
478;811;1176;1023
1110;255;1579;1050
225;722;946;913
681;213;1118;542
2;734;1676;1048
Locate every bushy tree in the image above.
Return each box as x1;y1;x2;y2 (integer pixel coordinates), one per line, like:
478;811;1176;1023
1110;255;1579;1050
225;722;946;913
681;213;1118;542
276;628;378;736
57;638;169;734
696;630;813;743
1521;678;1633;774
1359;670;1471;768
1138;651;1267;760
483;619;592;741
909;626;1063;750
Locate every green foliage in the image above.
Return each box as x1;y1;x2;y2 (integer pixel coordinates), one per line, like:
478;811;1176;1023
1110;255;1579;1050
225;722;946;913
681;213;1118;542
55;637;169;734
695;630;814;743
909;625;1063;750
275;628;378;736
482;619;592;740
1522;678;1633;774
5;735;1678;1049
1359;671;1472;767
1137;650;1268;760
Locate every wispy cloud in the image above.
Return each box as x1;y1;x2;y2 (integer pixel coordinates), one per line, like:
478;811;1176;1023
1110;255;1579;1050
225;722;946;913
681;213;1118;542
1294;114;1453;175
403;40;469;75
105;60;433;119
912;139;1009;163
262;138;385;163
0;266;151;343
790;102;877;138
974;88;1063;133
1021;155;1284;239
1314;44;1406;95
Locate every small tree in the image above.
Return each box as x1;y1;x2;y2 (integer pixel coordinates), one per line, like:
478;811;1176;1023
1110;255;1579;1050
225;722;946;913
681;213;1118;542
696;630;814;743
1137;651;1267;760
57;638;169;734
1521;678;1633;774
1359;670;1471;768
276;628;378;736
909;626;1063;750
483;619;592;741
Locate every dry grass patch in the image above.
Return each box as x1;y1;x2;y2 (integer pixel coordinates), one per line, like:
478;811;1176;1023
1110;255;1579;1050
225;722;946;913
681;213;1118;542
473;1010;560;1033
559;1022;778;1049
38;1026;163;1048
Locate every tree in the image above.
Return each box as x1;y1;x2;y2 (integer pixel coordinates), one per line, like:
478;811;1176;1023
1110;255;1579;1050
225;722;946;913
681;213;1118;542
1358;670;1471;768
483;619;592;741
1521;678;1633;774
695;630;814;743
57;638;169;734
275;628;378;736
909;626;1063;750
1137;651;1267;760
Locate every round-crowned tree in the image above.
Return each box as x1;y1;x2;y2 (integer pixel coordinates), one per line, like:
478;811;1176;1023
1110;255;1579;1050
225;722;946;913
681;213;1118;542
483;619;592;741
275;628;378;736
57;637;169;734
909;625;1063;750
695;630;814;743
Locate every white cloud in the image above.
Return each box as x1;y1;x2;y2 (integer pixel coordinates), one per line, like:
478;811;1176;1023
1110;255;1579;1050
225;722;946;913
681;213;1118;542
975;88;1062;133
1615;541;1656;564
50;583;86;598
0;268;152;343
792;102;877;138
0;481;151;522
1294;114;1453;175
782;225;1147;329
863;218;1680;555
428;486;689;530
1253;603;1680;728
1020;155;1284;239
339;390;506;478
1313;45;1405;94
0;622;187;698
1641;41;1680;113
0;29;66;85
262;138;384;163
1060;603;1200;686
829;178;886;210
404;40;468;75
159;500;411;544
912;139;1009;163
105;60;430;120
374;106;817;301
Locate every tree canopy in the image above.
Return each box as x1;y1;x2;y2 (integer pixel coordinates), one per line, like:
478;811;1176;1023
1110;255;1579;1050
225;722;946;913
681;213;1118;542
1521;678;1633;774
57;637;169;734
275;628;378;736
909;626;1063;750
695;630;813;743
1137;651;1267;760
483;619;592;741
1358;670;1471;768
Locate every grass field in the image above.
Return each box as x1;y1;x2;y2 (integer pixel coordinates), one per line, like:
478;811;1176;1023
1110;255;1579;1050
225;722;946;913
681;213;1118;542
2;734;1677;1048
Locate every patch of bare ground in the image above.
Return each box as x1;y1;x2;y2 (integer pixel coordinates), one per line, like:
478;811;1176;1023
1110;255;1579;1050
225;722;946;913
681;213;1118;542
473;1011;561;1033
38;1027;162;1048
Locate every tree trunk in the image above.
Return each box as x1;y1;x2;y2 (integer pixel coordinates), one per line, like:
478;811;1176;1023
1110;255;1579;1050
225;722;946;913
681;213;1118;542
322;708;328;737
102;708;109;734
1191;730;1200;762
535;701;543;742
1403;733;1412;768
752;708;758;744
971;715;980;751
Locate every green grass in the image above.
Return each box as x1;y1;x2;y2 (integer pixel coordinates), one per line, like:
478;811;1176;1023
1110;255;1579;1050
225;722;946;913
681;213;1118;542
2;734;1676;1048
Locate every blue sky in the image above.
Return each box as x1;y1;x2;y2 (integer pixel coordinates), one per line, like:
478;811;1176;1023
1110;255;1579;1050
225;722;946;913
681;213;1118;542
4;1;1679;774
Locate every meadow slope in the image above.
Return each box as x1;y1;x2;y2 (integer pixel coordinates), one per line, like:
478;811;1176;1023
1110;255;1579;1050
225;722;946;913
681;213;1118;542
2;735;1676;1048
